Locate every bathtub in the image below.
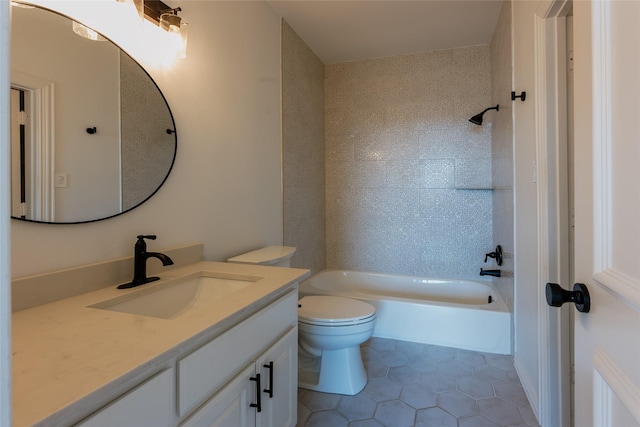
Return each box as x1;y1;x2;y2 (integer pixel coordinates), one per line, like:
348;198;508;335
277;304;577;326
299;269;511;355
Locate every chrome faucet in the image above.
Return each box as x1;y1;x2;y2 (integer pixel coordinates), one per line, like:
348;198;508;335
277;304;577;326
118;235;174;289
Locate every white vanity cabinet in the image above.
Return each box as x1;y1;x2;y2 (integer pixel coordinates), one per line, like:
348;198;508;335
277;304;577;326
12;260;310;427
178;290;298;427
74;290;298;427
180;327;297;427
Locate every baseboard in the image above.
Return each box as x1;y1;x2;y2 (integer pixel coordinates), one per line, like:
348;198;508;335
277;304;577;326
514;351;541;424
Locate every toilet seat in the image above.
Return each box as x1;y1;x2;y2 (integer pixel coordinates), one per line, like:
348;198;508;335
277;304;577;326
298;296;376;326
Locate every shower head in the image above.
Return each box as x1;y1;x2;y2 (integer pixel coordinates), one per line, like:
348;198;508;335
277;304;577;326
469;104;499;125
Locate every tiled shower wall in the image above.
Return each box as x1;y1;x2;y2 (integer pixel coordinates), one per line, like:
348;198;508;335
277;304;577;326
490;1;515;311
325;46;494;279
282;21;326;274
121;52;175;211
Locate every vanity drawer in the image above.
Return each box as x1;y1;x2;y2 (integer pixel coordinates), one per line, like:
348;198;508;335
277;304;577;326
177;291;297;417
75;368;174;427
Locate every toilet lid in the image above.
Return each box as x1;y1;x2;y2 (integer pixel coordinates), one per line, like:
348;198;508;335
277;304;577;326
298;296;376;325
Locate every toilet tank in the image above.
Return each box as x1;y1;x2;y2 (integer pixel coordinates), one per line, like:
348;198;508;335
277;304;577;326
227;246;296;267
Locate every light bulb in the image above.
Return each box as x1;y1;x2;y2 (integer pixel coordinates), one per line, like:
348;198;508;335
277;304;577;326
72;21;106;41
159;13;188;59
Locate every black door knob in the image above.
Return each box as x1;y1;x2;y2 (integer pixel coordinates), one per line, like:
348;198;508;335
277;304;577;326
545;283;590;313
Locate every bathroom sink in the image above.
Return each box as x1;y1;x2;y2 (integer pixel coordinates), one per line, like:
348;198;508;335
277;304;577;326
89;273;261;319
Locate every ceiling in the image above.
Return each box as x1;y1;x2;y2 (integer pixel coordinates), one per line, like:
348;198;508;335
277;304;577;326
266;0;504;64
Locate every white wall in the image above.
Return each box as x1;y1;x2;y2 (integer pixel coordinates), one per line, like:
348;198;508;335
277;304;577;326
512;0;542;416
490;0;514;316
11;0;283;278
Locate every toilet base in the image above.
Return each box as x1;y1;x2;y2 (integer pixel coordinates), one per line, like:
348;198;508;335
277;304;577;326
298;345;367;395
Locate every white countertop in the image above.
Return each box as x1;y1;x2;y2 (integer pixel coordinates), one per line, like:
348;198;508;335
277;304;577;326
12;261;309;427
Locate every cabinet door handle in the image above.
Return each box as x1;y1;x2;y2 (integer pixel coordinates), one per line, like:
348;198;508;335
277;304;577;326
263;362;274;398
250;374;262;413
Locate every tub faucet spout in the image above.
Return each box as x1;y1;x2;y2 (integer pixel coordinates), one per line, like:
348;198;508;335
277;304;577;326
118;235;174;289
480;268;501;277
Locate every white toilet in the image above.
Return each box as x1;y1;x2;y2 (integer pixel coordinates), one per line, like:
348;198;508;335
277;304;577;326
297;295;376;395
228;246;376;395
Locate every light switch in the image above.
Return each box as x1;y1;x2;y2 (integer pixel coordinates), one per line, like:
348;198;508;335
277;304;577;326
55;173;68;188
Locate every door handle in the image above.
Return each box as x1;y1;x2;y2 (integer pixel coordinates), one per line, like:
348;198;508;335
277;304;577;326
545;283;590;313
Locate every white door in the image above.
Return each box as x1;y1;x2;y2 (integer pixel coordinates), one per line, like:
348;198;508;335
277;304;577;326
572;1;640;426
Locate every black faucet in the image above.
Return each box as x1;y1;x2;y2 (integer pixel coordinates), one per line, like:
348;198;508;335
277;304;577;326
480;268;501;277
118;235;174;289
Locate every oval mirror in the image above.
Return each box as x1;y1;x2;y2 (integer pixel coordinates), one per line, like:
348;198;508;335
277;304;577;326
10;4;177;224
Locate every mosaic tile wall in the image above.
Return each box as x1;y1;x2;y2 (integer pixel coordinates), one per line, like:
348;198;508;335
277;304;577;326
325;46;494;279
282;21;326;274
120;52;175;211
490;1;515;311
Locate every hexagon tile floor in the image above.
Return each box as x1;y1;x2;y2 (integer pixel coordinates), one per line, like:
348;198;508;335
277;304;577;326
296;337;541;427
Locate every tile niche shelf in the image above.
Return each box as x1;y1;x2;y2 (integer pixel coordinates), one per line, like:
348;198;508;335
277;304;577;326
453;187;495;190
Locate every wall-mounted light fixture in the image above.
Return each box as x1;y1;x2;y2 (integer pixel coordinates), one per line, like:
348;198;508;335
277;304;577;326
469;105;499;126
144;0;189;59
72;0;143;41
68;0;188;60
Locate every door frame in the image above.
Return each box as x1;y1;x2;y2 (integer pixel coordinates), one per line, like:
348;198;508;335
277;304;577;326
533;0;573;425
1;1;12;425
10;72;56;223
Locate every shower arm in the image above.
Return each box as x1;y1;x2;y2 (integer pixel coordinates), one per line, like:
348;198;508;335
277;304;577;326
469;104;499;125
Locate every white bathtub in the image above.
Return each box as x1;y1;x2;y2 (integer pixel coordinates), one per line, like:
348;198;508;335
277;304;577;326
299;269;512;355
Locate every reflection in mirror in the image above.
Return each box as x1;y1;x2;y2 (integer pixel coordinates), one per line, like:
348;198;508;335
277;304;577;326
10;4;176;224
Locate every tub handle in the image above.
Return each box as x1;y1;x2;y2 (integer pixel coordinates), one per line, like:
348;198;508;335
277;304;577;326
484;245;503;266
